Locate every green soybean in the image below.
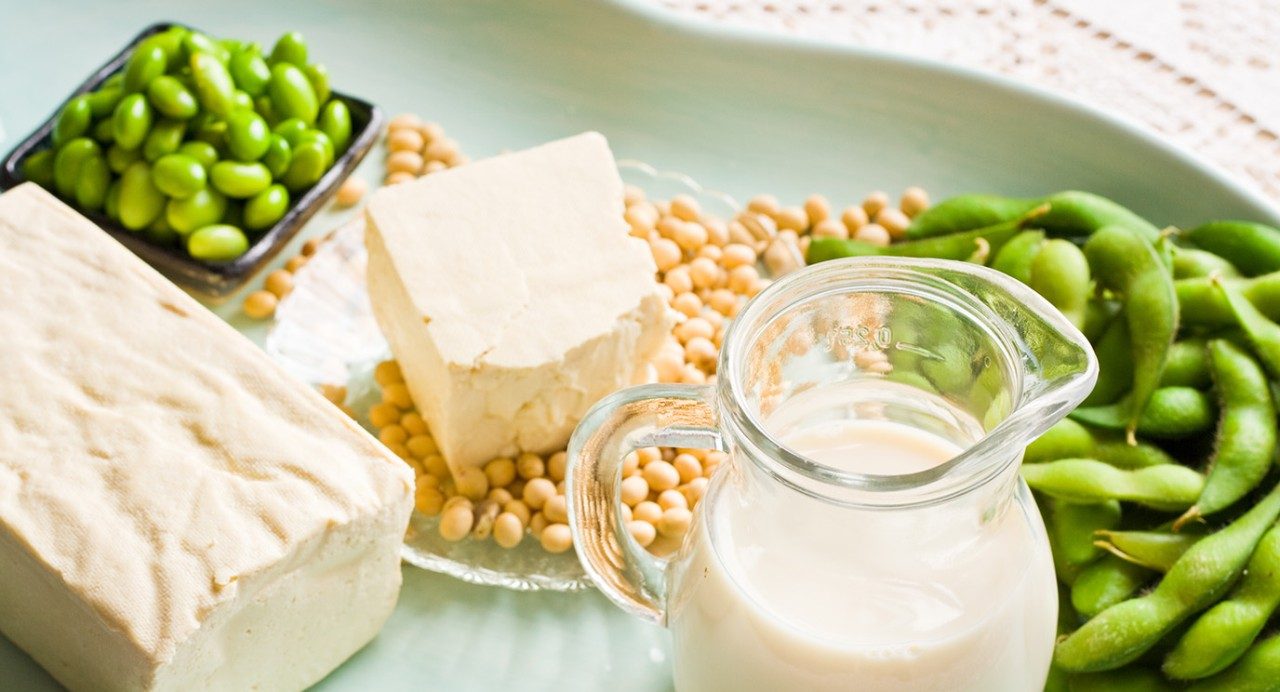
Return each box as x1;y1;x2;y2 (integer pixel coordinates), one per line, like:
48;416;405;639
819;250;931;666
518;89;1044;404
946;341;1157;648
117;161;165;231
151;154;207;199
268;31;308;66
187;224;249;261
85;84;124;119
146;75;198;119
177;141;218;170
1178;340;1276;524
228;49;271;97
1053;482;1280;672
1218;279;1280;381
232;89;254;111
166;188;226;234
209;161;271;198
243;184;288;230
990;229;1044;283
1030;239;1091;328
145;214;177;246
1159;339;1211;389
106;144;141;174
103;180;121;221
111;93;153;151
53;137;100;197
1071;387;1216;439
1022;459;1205;511
317;99;351;152
122;43;166;93
1025;418;1095;463
182;31;229;63
280;139;328;191
20;149;55;187
1094;530;1201;572
137;27;186;70
91;119;115;145
268;63;319;124
261;135;292;177
142;119;186;162
1187;221;1280;277
1083;225;1179;440
1177;272;1280;327
1173;246;1242;279
189;112;227;149
1071;555;1153;619
225;110;270;161
52;95;92;146
1164;524;1280;679
190;51;236;116
73;155;110;211
272;117;308;145
304;63;331;104
1186;632;1280;692
904;194;1041;239
295;129;334;167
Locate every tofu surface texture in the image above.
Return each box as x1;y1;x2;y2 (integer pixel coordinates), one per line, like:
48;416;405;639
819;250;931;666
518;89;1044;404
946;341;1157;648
365;132;672;471
0;184;414;691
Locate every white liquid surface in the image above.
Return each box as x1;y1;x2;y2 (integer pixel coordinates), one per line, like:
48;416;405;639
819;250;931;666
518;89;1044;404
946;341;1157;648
667;415;1057;691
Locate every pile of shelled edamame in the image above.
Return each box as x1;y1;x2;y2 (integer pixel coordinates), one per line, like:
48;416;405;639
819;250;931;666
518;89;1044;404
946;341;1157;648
812;193;1280;690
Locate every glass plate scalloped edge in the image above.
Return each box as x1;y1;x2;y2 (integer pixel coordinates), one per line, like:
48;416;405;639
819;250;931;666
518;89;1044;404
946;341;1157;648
265;161;739;592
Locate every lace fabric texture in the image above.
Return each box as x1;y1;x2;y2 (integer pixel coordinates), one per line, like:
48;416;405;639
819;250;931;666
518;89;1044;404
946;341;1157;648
656;0;1280;206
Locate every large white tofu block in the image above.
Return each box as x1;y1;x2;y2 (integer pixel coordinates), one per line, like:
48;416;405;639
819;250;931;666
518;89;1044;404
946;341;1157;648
0;184;414;691
365;132;671;471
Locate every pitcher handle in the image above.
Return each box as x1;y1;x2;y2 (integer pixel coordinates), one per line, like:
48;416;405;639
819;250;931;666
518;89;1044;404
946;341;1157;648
566;383;722;625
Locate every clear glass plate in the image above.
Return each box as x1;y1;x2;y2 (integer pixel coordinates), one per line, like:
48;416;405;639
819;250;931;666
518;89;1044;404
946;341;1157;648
264;161;738;592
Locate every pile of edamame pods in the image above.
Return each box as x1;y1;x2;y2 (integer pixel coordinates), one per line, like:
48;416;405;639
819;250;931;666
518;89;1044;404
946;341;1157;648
810;192;1280;690
20;26;353;262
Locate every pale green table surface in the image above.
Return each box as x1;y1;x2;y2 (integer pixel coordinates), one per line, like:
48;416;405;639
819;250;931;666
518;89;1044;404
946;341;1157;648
1;0;1278;689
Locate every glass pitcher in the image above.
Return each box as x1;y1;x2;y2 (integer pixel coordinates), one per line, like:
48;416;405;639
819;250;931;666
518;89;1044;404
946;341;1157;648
566;257;1097;691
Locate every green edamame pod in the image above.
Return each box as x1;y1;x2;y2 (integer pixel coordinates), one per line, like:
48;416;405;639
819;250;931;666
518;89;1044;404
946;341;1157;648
268;63;319;124
1176;340;1276;525
1094;530;1200;572
1039;191;1161;243
1218;279;1280;381
225;110;270;161
20;149;55;188
243;184;289;230
1176;272;1280;327
73;155;110;211
1054;482;1280;672
1070;387;1216;439
269;31;308;66
1093;440;1178;469
151;154;207;199
122;43;166;93
1084;312;1131;407
1071;555;1152;619
111;93;153;151
190;51;236;116
146;75;199;119
808;208;1047;264
106;144;141;174
1186;632;1280;692
177;141;218;170
1163;524;1280;679
1030;238;1091;328
52;95;92;146
53;137;100;197
1173;246;1241;279
85;84;124;118
304;63;331;104
166;188;226;235
1021;459;1204;511
990;229;1044;283
261;135;292;178
142;119;187;162
209;161;272;199
1049;499;1122;575
228;49;271;97
1159;339;1210;389
317;99;351;152
1025;418;1095;463
1084;225;1178;441
187;224;249;262
280;139;328;191
1186;221;1280;277
1066;667;1176;692
903;194;1041;239
117;161;165;231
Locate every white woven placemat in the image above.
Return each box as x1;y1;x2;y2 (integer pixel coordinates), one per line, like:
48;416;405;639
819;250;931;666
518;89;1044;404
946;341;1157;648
656;0;1280;206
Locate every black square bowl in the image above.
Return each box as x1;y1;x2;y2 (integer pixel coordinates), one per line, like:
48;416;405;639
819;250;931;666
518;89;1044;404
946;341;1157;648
0;22;382;299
